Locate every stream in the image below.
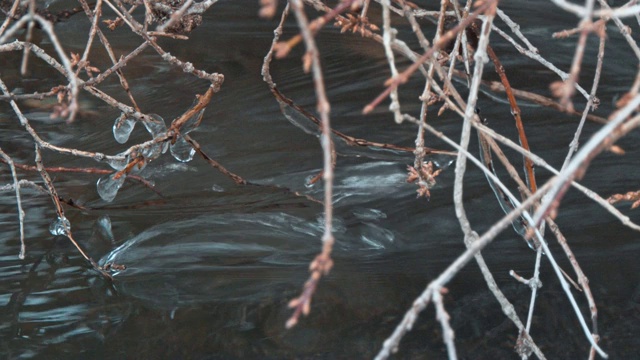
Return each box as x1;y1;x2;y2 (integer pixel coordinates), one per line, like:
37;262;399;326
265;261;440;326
1;0;639;358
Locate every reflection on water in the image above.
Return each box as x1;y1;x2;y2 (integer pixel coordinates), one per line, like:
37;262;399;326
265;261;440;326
1;0;640;358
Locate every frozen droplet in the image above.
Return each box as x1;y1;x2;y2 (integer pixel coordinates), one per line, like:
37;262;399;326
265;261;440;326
113;114;136;144
211;184;224;192
143;114;167;139
97;172;126;202
106;153;129;170
49;216;71;236
304;174;320;188
170;135;195;162
141;143;163;161
181;108;205;134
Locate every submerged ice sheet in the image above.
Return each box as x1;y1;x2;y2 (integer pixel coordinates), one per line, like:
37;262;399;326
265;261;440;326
359;222;395;250
261;161;415;206
100;212;332;307
352;207;387;221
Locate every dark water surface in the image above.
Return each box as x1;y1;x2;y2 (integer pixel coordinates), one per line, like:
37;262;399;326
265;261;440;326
2;0;640;359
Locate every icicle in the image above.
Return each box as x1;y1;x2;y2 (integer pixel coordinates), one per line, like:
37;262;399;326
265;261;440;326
113;114;136;144
143;114;167;139
137;114;168;163
97;172;126;202
170;135;195;162
181;108;205;134
169;106;205;162
141;143;163;161
106;153;129;170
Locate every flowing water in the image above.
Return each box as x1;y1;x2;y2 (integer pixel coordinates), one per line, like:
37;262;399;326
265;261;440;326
1;1;640;358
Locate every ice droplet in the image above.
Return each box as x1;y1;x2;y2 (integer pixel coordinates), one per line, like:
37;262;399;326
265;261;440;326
106;153;129;170
113;114;136;144
137;114;168;164
143;114;167;139
97;172;126;202
49;216;71;236
141;143;163;161
170;135;195;162
181;108;205;134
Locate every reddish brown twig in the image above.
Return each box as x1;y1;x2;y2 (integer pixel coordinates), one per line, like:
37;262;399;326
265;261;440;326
285;0;335;329
270;86;456;156
485;45;537;193
274;0;360;59
168;84;215;132
607;190;640;209
259;0;278;19
1;159;158;191
286;241;333;328
182;134;247;185
468;72;609;124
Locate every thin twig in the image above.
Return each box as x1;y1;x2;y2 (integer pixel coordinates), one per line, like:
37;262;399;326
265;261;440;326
380;0;403;123
561;20;606;170
422;117;607;357
363;0;495;114
0;147;26;259
34;145;110;278
0;14;79;122
286;0;336;329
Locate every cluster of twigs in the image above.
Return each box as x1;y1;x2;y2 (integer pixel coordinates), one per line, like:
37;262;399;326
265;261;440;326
3;0;640;358
261;0;640;358
0;0;229;276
